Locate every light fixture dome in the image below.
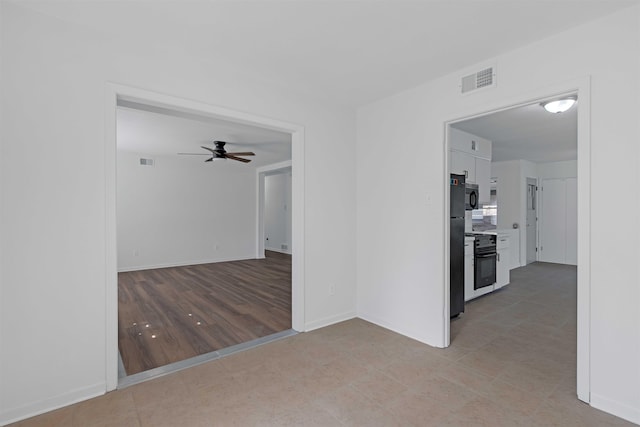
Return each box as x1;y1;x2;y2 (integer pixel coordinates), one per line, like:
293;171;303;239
542;96;577;113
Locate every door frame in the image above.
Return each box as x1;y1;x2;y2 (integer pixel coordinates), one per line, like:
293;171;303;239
105;83;306;391
443;77;591;403
256;161;292;258
525;177;539;265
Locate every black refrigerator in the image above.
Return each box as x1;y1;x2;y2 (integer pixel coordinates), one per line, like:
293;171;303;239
450;173;465;317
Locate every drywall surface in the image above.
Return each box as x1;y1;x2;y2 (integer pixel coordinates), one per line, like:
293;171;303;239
357;6;639;423
117;152;257;270
491;159;579;267
537;159;577;179
264;172;292;254
0;3;356;423
492;161;522;229
491;161;525;265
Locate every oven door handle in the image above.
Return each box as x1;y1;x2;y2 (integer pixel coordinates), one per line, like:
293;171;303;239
476;253;497;259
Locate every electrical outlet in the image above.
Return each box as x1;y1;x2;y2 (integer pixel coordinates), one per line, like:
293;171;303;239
133;249;139;257
329;284;336;295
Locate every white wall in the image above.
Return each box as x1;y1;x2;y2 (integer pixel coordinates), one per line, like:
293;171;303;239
357;6;639;424
538;159;577;179
117;152;257;271
492;160;528;266
493;160;578;267
0;3;356;424
264;172;292;254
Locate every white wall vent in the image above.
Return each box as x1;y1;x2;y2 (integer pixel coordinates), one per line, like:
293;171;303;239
139;158;154;166
461;67;495;94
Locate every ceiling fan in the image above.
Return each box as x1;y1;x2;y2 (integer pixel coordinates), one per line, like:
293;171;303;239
179;141;255;163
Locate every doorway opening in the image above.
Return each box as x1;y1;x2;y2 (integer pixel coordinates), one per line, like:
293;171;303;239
444;85;589;403
105;84;306;390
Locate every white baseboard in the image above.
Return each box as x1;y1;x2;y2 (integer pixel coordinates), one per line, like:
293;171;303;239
0;382;105;426
117;254;257;272
265;246;292;255
590;393;640;425
304;311;357;332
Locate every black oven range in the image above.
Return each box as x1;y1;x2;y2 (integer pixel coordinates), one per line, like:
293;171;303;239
472;234;497;289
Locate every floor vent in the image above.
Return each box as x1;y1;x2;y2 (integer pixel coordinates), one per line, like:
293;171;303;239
139;158;154;166
461;67;495;94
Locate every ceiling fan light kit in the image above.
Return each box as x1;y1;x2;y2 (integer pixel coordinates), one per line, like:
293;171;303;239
179;140;255;163
541;96;577;114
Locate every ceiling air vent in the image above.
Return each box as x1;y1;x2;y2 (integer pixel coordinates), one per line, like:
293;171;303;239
139;158;154;166
461;67;495;94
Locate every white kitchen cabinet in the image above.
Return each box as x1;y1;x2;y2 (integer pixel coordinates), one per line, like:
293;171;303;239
464;240;474;302
450;127;492;159
475;157;491;204
449;129;492;205
450;150;476;182
450;151;492;205
496;235;510;289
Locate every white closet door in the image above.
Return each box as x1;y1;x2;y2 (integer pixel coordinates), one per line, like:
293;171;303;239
540;179;566;264
565;178;578;265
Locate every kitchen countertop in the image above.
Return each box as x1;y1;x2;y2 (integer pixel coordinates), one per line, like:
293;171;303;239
470;229;514;237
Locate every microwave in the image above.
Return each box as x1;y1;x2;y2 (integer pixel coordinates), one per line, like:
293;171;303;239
465;183;479;210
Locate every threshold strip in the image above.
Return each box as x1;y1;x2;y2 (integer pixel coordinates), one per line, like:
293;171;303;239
117;329;298;389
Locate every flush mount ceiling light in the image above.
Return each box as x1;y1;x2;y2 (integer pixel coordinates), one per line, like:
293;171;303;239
541;96;577;113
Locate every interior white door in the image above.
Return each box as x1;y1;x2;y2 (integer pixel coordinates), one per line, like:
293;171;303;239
540;179;567;263
526;178;538;264
264;173;290;252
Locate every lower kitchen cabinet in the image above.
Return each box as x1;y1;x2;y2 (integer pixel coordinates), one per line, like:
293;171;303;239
496;235;510;289
464;239;474;302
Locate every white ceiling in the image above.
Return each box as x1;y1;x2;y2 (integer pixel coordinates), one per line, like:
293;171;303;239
117;102;291;167
452;99;577;163
17;0;636;108
20;1;627;165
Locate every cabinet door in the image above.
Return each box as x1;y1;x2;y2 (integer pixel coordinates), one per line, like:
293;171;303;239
464;252;474;302
496;247;510;289
475;158;491;204
450;151;476;182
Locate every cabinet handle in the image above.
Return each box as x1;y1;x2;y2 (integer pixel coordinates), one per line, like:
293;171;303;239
497;253;500;262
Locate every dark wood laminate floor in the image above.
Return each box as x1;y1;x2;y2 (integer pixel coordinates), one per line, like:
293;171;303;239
118;251;291;375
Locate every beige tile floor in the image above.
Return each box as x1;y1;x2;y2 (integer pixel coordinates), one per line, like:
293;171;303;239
10;262;636;426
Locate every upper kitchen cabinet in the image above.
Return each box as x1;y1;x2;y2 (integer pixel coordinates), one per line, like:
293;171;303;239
449;127;492;158
449;128;492;204
450;150;477;181
475;158;491;204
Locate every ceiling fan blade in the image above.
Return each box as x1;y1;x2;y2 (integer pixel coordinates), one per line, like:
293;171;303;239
205;157;213;162
225;152;255;156
201;146;217;154
226;154;251;163
178;152;210;155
